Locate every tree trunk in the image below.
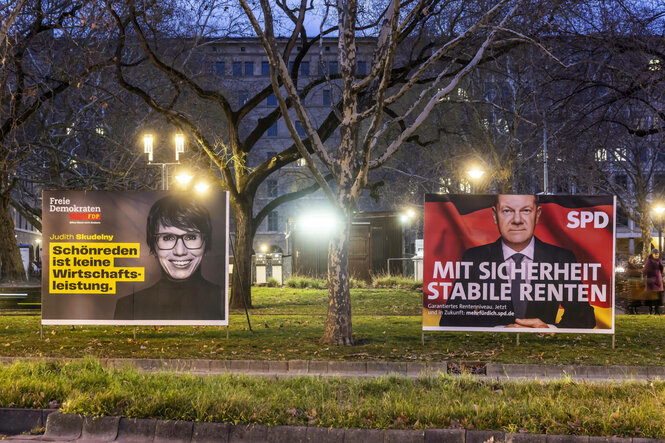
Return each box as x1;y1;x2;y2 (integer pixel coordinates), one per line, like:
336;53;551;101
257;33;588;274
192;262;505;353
641;216;654;258
322;215;353;345
0;196;27;282
230;201;254;309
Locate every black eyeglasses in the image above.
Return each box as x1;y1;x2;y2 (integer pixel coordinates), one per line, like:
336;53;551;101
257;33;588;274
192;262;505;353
154;232;203;250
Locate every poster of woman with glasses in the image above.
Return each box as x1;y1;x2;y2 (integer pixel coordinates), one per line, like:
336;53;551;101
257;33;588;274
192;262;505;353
41;190;229;326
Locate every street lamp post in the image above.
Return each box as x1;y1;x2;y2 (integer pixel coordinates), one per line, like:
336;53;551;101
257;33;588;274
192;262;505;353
143;133;185;190
653;204;665;252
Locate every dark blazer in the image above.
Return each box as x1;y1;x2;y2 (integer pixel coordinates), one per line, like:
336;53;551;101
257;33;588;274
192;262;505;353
114;269;223;320
439;237;596;329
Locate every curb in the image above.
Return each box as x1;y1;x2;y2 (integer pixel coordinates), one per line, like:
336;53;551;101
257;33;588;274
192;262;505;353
4;411;662;442
1;357;663;380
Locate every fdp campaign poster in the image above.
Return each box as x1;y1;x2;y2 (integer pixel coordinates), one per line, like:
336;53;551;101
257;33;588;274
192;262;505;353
423;194;615;333
42;190;229;325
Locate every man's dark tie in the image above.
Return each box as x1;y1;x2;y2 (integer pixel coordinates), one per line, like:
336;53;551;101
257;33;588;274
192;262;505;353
511;253;527;319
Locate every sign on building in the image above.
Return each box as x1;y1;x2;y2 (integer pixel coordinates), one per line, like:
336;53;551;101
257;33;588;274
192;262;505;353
423;194;615;333
42;191;229;325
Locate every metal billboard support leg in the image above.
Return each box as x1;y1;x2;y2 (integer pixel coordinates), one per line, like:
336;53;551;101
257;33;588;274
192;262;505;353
516;333;520;346
612;334;615;349
133;326;137;340
226;325;229;339
40;324;43;340
421;330;424;345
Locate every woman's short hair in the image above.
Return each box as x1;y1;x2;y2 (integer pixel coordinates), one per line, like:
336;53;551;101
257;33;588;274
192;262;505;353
146;195;212;254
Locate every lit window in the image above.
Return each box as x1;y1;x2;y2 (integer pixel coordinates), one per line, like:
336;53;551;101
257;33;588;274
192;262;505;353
614;147;628;162
297;158;306;167
95;126;104;135
595;148;608;161
649;59;662;71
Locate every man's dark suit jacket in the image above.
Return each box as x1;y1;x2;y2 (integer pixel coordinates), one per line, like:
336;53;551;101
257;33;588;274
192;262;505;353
114;269;223;320
439;237;596;329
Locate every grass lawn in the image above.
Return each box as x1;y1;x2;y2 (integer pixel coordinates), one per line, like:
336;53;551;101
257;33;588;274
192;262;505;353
0;287;663;366
2;358;665;438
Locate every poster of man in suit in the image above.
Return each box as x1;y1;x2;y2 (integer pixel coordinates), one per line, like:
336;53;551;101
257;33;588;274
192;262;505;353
423;194;615;333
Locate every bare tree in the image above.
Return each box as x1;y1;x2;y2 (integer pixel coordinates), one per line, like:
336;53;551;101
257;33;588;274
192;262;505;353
0;0;111;281
241;0;539;344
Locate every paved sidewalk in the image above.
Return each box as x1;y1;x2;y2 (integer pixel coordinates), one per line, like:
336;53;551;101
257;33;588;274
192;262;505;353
1;356;663;380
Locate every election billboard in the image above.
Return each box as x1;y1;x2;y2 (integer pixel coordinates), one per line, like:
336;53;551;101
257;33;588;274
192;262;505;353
42;190;229;325
423;194;615;333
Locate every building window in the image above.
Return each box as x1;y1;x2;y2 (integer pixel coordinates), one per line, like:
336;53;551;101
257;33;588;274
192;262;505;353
300;61;309;76
614;147;628;162
268;211;279;231
267;123;278;136
295;121;306;137
239;91;249;106
267;93;277;106
244;61;254;76
267;179;278;197
595;148;608;162
357;61;367;75
323;89;331;105
262;61;270;76
232;61;242;76
215;61;225;75
297;158;306;167
329;61;339;75
325;46;331;52
289;61;295;73
318;61;326;76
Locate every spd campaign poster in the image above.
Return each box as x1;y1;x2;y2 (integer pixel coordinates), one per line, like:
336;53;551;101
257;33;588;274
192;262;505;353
423;194;615;333
42;190;229;326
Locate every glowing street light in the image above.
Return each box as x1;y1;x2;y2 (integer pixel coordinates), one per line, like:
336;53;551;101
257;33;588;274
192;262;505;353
194;182;209;193
175;134;185;161
143;134;154;161
142;132;186;190
467;167;485;180
175;172;193;185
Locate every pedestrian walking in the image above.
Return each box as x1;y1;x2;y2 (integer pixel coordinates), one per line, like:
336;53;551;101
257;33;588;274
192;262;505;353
643;248;664;314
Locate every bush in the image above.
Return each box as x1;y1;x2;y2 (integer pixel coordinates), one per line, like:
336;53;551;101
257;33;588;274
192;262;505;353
372;274;422;290
349;278;368;289
266;278;280;287
285;275;328;289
